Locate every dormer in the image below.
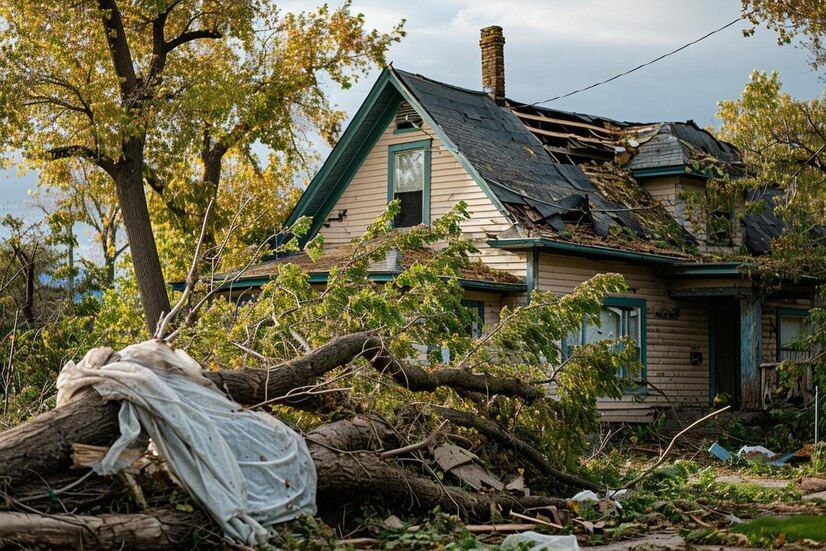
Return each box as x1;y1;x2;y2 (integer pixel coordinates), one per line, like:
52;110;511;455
627;122;744;252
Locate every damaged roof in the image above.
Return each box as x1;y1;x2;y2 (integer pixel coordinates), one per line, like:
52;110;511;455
394;69;700;252
286;67;780;261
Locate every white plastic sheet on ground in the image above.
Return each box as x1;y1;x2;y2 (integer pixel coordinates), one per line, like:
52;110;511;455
56;340;317;546
501;531;580;550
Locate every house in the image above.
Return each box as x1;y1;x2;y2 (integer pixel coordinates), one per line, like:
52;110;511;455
228;27;819;422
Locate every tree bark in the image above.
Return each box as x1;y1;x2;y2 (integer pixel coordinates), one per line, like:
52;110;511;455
96;0;171;332
0;508;206;550
306;418;567;519
0;392;119;485
114;142;171;333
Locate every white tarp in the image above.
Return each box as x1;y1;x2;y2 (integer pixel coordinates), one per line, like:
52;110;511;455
56;340;317;546
501;532;580;550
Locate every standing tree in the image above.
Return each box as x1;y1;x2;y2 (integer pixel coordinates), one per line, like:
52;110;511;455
35;160;125;290
0;1;402;330
742;0;826;72
717;70;825;279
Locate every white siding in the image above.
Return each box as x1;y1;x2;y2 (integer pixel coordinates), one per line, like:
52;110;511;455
318;119;525;276
537;253;710;423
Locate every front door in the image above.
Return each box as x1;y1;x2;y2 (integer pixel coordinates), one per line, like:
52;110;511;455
710;298;741;408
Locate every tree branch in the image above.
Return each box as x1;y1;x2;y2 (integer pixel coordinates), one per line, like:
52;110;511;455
47;146;118;177
372;353;544;402
97;0;139;99
165;29;222;53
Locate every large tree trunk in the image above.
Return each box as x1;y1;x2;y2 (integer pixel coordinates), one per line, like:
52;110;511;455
114;139;171;332
0;392;119;485
0;509;206;550
0;336;588;547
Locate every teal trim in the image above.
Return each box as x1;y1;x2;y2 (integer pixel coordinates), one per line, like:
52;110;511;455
387;139;433;152
562;296;648;385
393;126;419;135
775;307;811;362
309;97;400;241
670;287;754;298
604;296;648;376
632;165;717;180
284;69;402;244
666;262;750;277
387;139;432;225
631;165;689;178
708;302;716;406
489;237;682;265
525;248;539;305
211;273;524;294
739;294;762;409
386;68;513;222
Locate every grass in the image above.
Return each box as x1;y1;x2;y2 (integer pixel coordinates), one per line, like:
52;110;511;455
732;515;826;543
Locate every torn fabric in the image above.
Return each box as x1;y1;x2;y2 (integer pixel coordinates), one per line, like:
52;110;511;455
56;340;317;546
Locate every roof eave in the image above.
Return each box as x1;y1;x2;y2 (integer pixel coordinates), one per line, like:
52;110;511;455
488;237;685;265
204;272;525;294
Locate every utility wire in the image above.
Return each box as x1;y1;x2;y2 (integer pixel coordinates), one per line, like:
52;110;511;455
525;14;748;107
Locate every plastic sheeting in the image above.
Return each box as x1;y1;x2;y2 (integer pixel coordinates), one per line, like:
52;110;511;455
501;531;580;550
57;340;317;546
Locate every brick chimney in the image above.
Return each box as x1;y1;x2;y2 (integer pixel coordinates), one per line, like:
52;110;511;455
480;26;505;103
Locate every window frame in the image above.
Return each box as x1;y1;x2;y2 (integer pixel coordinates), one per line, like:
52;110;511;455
562;296;647;381
775;307;810;362
461;299;485;338
387;139;432;227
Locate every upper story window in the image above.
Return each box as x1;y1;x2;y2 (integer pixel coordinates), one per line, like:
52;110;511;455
388;140;431;228
776;308;812;362
563;297;646;379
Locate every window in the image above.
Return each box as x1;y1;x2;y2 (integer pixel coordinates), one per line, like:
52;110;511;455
388;140;431;228
776;308;811;361
563;297;646;379
441;300;485;363
461;300;485;338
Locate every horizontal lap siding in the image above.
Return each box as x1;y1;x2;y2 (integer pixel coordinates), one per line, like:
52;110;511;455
537;253;709;422
640;176;678;218
319;120;524;276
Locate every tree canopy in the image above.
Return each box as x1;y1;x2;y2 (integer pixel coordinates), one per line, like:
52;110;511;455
0;1;403;328
743;0;826;72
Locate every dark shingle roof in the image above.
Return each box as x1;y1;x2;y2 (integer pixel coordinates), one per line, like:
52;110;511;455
394;69;690;247
629;122;741;171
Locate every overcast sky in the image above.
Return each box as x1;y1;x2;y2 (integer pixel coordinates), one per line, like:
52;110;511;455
2;0;823;257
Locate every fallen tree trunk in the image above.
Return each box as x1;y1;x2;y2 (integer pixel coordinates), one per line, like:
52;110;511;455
307;418;567;519
0;337;584;546
0;508;207;550
0;391;119;486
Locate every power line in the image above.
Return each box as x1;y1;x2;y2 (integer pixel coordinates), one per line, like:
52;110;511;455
525;14;747;107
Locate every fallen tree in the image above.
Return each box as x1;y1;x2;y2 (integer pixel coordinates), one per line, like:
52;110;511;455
0;207;639;548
